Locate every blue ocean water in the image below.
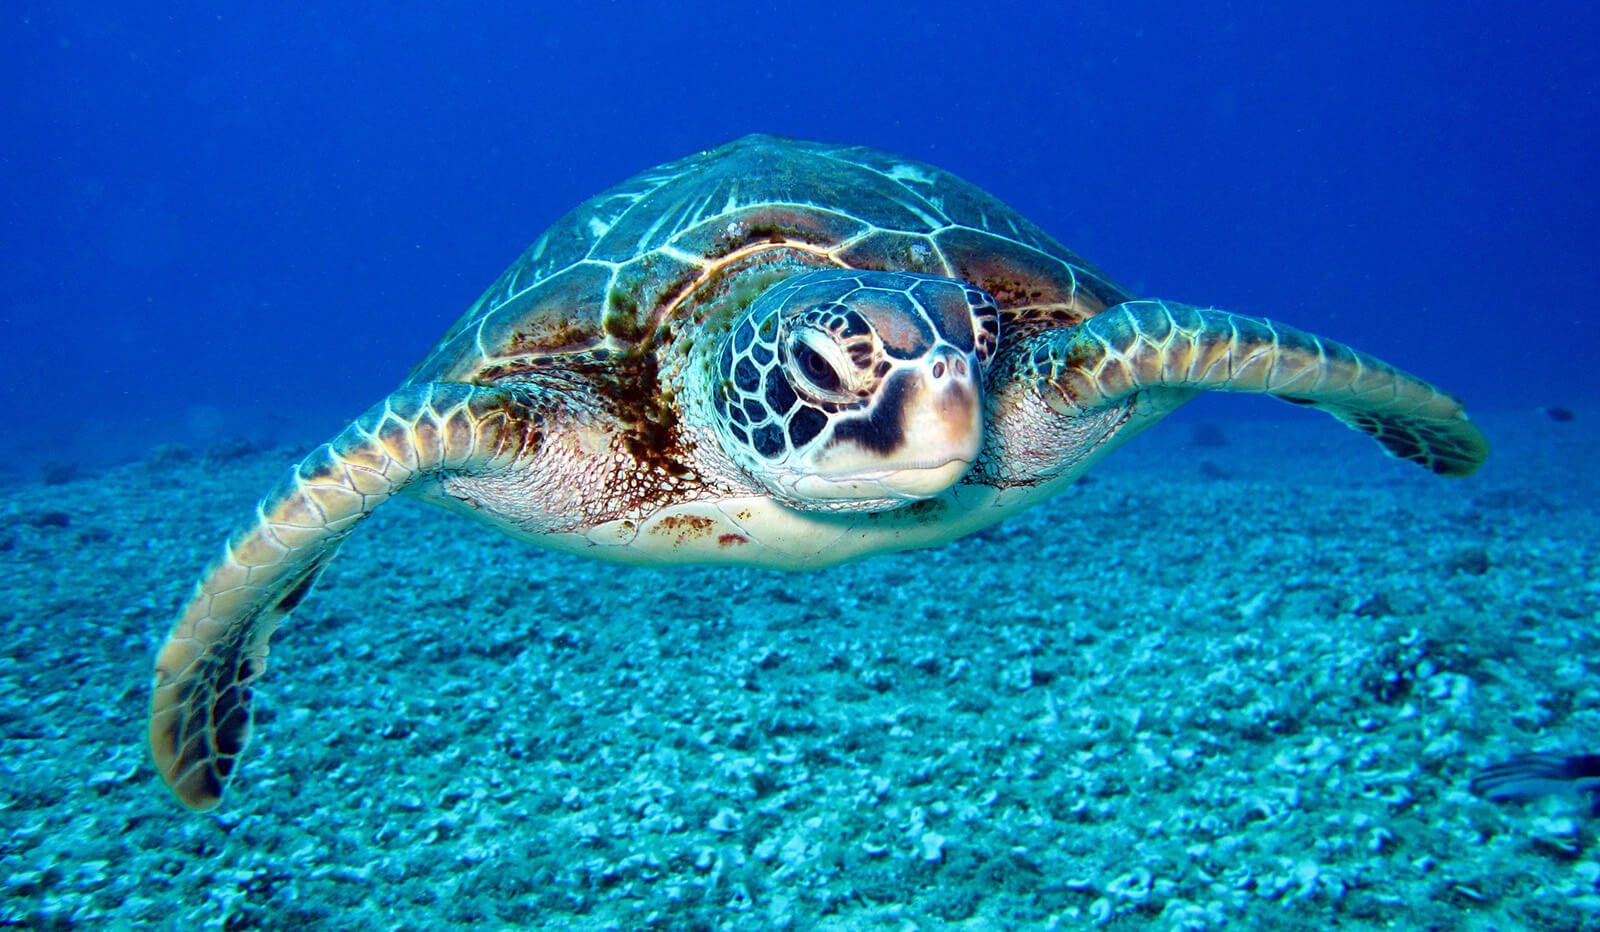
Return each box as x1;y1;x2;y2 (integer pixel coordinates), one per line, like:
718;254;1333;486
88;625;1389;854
3;0;1595;475
5;5;1600;929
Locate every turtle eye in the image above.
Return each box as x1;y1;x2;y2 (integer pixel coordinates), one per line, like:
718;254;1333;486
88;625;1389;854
796;343;840;391
787;333;853;401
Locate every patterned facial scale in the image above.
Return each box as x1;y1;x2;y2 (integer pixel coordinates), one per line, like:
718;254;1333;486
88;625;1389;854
712;269;999;507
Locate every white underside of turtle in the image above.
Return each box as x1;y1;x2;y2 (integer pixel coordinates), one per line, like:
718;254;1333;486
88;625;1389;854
147;134;1490;810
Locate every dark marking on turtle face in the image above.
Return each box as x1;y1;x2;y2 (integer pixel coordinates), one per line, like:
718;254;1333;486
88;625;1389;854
763;371;798;415
753;423;786;458
718;533;749;547
789;406;828;447
734;357;761;392
832;370;912;455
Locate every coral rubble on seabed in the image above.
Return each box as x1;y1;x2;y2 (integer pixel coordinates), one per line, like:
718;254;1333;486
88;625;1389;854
0;409;1595;930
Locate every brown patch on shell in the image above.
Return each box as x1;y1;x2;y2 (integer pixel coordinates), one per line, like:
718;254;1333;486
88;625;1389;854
509;320;598;356
485;262;612;356
664;245;834;331
608;250;702;344
673;205;869;264
934;227;1130;340
833;229;948;275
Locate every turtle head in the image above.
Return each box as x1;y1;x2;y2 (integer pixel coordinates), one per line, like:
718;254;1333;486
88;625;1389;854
710;269;999;511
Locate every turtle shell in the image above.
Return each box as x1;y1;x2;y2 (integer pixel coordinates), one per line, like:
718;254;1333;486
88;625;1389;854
405;134;1133;386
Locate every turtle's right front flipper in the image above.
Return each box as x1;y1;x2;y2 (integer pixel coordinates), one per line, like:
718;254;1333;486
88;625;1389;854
149;383;540;810
997;300;1489;480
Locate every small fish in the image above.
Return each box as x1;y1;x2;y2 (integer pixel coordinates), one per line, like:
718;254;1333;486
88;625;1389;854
1541;406;1577;422
1472;753;1600;813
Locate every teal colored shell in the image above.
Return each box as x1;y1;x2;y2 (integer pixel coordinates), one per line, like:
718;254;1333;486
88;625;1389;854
405;134;1133;386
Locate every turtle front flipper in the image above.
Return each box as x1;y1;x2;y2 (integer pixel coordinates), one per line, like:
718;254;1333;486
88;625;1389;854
999;299;1488;478
149;383;541;809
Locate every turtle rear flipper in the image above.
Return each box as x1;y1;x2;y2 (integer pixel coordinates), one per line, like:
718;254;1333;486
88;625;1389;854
1011;299;1489;477
149;383;540;810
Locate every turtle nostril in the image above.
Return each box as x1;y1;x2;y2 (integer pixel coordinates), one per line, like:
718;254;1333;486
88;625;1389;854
928;349;972;382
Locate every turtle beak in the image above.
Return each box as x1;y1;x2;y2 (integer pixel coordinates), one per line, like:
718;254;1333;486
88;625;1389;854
811;346;983;500
880;346;983;495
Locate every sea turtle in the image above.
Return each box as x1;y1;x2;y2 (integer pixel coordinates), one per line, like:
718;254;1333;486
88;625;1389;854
150;134;1489;809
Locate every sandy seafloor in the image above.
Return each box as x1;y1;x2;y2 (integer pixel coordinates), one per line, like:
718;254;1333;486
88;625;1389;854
1;403;1596;931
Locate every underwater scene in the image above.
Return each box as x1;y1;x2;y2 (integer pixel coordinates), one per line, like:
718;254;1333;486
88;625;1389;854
4;2;1597;930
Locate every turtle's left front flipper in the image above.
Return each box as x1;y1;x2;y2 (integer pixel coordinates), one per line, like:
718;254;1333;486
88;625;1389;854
1002;299;1489;477
149;383;541;810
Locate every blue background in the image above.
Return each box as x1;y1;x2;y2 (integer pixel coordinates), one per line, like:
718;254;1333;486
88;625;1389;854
4;1;1596;471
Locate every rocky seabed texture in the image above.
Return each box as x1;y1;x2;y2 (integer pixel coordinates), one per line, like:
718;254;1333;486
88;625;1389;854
1;409;1595;931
